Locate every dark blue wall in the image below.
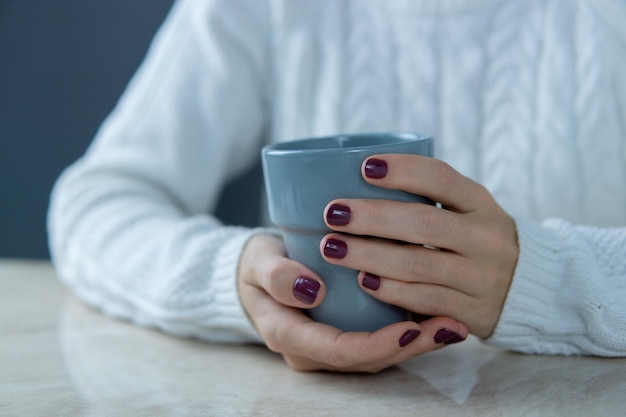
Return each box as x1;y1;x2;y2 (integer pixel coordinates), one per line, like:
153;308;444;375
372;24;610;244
0;1;262;259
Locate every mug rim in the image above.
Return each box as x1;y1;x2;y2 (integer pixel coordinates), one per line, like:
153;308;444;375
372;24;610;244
262;132;432;155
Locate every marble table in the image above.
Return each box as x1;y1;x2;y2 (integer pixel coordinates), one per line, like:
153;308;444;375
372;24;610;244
1;259;625;416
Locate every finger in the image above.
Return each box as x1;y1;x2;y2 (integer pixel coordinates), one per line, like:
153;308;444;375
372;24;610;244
283;316;468;372
246;237;326;309
362;154;489;212
357;271;474;326
320;233;480;295
241;283;316;348
245;280;468;372
246;281;420;372
263;257;327;309
279;321;421;372
324;199;473;253
360;274;500;338
416;316;469;346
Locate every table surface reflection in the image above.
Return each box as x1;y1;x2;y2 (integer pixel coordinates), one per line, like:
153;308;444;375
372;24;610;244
1;259;625;417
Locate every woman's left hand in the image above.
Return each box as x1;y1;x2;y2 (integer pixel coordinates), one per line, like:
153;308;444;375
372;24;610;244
320;154;519;338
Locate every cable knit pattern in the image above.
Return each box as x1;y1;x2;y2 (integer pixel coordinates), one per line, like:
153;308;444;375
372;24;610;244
492;219;626;356
394;13;442;145
576;2;626;224
48;0;626;355
343;2;400;133
486;2;543;218
344;2;382;132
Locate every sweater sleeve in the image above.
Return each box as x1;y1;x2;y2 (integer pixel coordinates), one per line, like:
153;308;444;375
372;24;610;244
486;218;626;356
47;0;273;343
485;0;626;357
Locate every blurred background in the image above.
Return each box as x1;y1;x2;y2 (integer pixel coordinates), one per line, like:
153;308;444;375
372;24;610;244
0;0;262;259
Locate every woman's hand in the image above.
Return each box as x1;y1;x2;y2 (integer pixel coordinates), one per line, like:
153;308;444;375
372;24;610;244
238;233;469;372
321;155;519;339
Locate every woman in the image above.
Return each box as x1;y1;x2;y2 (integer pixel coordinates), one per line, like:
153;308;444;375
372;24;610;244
48;0;626;372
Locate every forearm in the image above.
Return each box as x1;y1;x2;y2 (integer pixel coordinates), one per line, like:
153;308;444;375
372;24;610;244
48;165;272;343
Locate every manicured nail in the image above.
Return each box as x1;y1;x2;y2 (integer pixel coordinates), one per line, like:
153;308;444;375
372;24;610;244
323;238;348;259
434;329;464;344
326;203;351;226
362;273;380;290
293;276;320;305
364;158;388;179
444;334;466;345
399;329;421;347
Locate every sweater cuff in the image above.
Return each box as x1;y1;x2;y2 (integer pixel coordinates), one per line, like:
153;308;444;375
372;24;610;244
209;226;281;344
485;219;572;354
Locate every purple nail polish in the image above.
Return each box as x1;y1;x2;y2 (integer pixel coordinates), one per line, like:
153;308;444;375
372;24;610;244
362;273;380;290
434;329;464;344
444;334;466;345
326;203;351;226
293;276;320;305
364;158;388;179
399;329;421;347
323;238;348;259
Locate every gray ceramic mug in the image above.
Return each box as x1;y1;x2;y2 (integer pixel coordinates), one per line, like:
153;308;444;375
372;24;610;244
261;132;434;332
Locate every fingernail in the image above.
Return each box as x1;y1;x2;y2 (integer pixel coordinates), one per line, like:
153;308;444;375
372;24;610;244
364;158;388;179
326;203;351;226
444;334;466;345
293;276;320;305
362;273;380;290
399;329;421;347
434;329;465;344
323;238;347;259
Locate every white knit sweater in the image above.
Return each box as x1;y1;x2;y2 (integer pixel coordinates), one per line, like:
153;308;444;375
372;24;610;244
48;0;626;355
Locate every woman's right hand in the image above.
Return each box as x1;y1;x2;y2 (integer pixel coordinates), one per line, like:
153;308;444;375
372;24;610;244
237;234;469;372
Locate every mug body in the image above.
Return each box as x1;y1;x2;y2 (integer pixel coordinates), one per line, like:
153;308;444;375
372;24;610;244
262;132;433;332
